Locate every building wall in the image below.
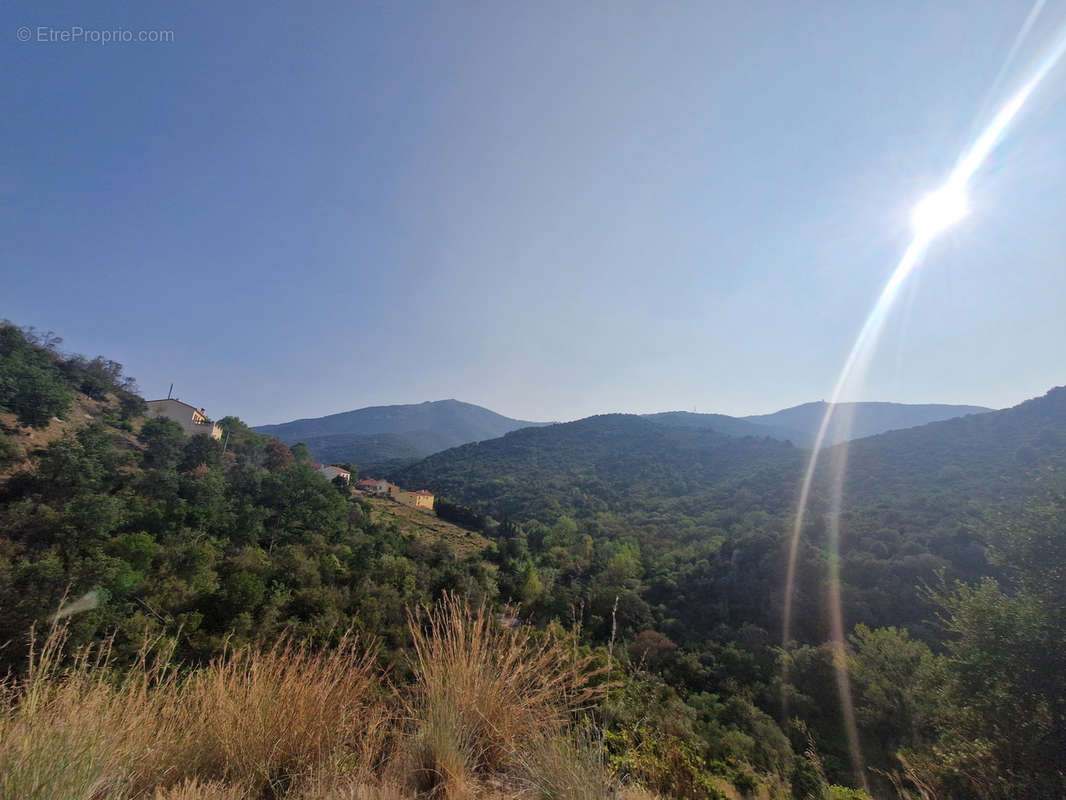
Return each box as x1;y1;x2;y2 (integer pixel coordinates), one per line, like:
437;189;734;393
395;490;434;511
145;399;223;440
357;479;391;495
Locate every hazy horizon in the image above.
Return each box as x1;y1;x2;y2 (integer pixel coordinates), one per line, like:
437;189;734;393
0;323;1036;428
250;395;1002;430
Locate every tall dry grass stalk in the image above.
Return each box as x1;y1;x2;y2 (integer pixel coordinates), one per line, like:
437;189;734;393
404;593;607;797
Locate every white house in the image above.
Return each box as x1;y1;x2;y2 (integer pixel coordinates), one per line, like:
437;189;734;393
145;398;222;440
316;464;351;484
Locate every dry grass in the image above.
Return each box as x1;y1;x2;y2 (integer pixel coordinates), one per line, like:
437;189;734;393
0;597;612;800
0;625;386;800
152;780;252;800
403;594;606;797
363;496;491;559
0;626;180;800
177;635;387;792
513;728;616;800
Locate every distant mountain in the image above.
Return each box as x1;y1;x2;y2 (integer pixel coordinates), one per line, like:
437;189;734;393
839;387;1065;502
297;432;433;466
741;400;992;446
253;399;546;467
640;402;990;447
396;393;1047;523
642;411;806;443
257;396;992;470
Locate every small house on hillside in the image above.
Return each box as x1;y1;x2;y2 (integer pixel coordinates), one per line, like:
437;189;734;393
357;478;392;496
356;478;432;509
315;464;351;484
396;488;435;511
146;398;222;440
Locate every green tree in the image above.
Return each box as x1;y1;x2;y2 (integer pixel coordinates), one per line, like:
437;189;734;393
848;624;932;765
0;336;73;427
180;433;222;471
907;498;1066;799
138;417;186;470
518;563;544;604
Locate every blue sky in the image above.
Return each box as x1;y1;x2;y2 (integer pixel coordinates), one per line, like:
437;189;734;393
4;1;1066;425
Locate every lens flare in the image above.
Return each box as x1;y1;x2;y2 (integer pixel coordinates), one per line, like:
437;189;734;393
912;182;968;236
781;17;1066;792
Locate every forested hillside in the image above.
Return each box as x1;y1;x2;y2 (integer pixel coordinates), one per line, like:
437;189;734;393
391;390;1066;649
0;324;497;672
397;414;801;521
394;389;1066;796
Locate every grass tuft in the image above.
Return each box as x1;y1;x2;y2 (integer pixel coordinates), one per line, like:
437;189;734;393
404;593;606;797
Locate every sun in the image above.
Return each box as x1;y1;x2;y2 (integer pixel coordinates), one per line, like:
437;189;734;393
912;183;969;237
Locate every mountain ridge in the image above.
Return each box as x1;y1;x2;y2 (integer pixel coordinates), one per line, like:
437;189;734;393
257;398;995;467
742;400;992;445
253;399;549;467
392;388;1059;526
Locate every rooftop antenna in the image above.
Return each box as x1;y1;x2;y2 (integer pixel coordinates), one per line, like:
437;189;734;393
167;383;174;400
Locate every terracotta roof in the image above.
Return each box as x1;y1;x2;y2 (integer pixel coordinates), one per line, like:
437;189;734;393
317;464;350;474
412;489;434;496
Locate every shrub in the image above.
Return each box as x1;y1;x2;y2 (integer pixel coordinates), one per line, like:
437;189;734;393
0;432;20;469
606;725;725;800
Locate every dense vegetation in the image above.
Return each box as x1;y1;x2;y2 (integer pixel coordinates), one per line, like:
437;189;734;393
2;320;1064;798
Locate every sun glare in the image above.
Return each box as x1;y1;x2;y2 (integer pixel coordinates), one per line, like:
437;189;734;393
911;183;969;236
